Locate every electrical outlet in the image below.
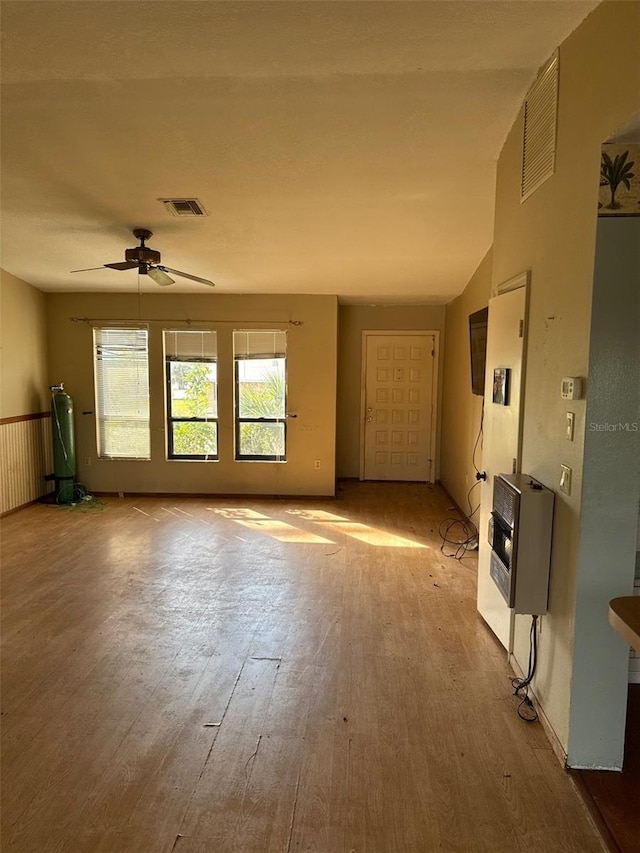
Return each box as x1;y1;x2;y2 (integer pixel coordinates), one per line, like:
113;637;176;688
84;456;91;466
560;464;572;495
314;460;321;469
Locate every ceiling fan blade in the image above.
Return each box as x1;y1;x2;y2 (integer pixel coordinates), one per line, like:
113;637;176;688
71;261;138;273
147;267;174;287
158;265;215;287
104;261;139;271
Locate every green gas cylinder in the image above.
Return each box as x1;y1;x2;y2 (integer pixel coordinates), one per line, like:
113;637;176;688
50;384;76;499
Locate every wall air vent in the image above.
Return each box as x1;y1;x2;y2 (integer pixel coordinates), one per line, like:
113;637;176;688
521;52;559;202
159;198;207;217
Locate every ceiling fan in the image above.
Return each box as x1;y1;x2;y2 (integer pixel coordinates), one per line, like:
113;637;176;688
71;228;215;287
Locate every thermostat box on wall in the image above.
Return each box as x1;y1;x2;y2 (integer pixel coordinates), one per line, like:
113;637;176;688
561;377;583;400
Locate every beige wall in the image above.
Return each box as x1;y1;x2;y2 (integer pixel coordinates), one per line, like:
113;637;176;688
480;0;639;758
336;303;446;478
46;292;338;496
440;249;492;511
0;269;49;418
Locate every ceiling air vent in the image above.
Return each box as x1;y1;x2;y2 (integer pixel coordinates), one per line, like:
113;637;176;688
521;52;559;203
159;198;207;217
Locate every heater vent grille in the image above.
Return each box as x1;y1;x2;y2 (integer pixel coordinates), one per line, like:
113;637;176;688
159;198;207;217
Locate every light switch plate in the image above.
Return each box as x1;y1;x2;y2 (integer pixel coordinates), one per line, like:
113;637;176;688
560;464;572;495
566;412;575;441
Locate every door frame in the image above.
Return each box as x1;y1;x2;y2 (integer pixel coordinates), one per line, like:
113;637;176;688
477;275;529;653
359;330;440;482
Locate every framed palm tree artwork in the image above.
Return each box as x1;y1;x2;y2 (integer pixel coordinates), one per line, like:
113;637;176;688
598;143;640;216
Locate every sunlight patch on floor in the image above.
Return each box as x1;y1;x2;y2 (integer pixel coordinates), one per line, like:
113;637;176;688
318;521;427;548
206;506;426;548
234;519;334;544
208;507;334;543
286;509;349;522
209;507;267;520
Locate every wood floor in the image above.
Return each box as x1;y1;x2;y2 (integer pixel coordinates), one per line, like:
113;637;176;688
1;481;605;852
576;683;640;853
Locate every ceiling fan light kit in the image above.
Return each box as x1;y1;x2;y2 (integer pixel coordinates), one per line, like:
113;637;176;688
70;228;215;288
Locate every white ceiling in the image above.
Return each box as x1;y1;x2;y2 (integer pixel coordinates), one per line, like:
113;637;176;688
0;0;599;303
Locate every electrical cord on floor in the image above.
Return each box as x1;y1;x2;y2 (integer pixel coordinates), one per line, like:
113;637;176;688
511;615;539;722
438;405;483;560
438;480;481;560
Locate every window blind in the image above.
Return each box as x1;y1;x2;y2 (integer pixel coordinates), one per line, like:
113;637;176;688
164;329;217;360
93;328;150;459
233;330;287;359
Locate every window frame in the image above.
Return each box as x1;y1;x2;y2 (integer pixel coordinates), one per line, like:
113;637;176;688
165;354;219;462
93;326;151;461
233;333;287;463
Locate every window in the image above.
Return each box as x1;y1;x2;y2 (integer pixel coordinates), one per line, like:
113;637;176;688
164;330;218;460
234;330;287;461
93;328;150;459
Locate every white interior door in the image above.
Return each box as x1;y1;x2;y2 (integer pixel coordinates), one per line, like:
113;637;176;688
477;287;527;649
361;332;436;482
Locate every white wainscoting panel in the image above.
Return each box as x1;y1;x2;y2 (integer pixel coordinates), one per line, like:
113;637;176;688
0;415;53;515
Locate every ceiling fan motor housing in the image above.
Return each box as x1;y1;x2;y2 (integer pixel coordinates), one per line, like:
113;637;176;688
125;246;161;265
124;228;161;266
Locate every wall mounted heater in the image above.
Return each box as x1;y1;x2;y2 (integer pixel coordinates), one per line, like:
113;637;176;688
489;473;555;615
